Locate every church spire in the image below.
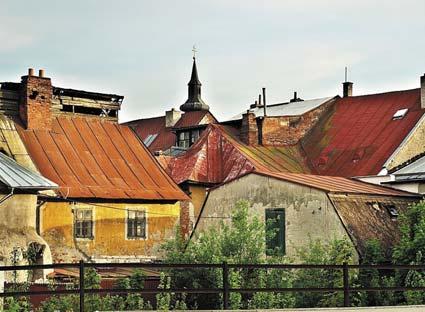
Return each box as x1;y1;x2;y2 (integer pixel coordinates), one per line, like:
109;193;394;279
180;55;209;112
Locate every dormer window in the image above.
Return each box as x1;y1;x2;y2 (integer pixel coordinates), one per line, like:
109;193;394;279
177;129;201;149
393;109;408;120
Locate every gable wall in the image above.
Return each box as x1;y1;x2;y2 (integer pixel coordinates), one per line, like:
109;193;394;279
195;174;357;260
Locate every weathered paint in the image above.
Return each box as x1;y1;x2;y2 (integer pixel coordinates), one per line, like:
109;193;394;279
40;201;180;262
189;184;208;220
386;115;425;171
196;173;357;260
0;194;52;281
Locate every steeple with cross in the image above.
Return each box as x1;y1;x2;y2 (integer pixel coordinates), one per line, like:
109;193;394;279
180;47;209;112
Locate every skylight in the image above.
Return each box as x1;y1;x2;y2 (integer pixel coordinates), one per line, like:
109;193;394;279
143;134;158;147
393;108;408;120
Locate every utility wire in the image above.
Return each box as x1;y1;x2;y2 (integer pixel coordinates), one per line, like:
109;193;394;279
40;193;231;219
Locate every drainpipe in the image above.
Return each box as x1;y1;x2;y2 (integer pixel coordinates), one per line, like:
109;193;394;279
0;188;14;205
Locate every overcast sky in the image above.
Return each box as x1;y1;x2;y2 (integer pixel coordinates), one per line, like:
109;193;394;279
1;1;425;122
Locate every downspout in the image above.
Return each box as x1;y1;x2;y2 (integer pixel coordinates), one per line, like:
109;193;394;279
0;188;14;205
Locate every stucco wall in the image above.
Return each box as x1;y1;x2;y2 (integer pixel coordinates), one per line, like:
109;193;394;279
386;115;425;170
40;201;180;262
0;193;52;281
196;174;356;259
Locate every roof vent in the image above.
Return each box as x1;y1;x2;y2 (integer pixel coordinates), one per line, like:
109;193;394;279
393;108;408;120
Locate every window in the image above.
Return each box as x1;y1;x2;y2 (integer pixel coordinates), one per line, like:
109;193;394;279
265;209;285;256
178;131;190;149
177;129;202;149
74;209;93;239
127;210;147;239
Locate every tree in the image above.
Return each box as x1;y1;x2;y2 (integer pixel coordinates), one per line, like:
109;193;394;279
393;200;425;305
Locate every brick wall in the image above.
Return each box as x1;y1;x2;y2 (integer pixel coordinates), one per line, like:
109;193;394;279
19;73;52;130
260;100;333;146
240;111;258;145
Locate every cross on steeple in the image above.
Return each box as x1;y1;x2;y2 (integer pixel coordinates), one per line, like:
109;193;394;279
192;45;197;59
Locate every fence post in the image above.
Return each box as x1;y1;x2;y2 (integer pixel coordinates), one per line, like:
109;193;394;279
343;262;350;307
79;260;85;312
222;261;229;310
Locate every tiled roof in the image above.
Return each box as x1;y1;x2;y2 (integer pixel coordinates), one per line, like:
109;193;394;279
303;89;425;177
0;152;57;190
17;116;187;201
125;111;216;152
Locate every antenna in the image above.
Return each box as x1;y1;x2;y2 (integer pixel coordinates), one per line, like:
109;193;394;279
345;66;348;82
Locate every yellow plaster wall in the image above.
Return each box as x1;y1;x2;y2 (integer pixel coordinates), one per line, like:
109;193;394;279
387;116;425;170
40;201;180;262
189;185;208;220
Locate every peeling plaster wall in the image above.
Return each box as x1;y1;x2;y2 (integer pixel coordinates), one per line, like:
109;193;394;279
196;174;357;260
386;116;425;171
0;194;52;281
40;201;180;262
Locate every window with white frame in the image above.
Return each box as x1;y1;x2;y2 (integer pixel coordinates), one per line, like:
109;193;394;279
127;210;147;239
74;209;94;239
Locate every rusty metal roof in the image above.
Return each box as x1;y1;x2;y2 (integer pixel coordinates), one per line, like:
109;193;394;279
17;116;187;201
303;89;425;177
253;171;418;197
163;124;311;185
125;111;216;153
0;152;57;190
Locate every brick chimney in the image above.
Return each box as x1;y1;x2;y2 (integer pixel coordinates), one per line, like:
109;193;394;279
19;68;52;130
241;110;258;145
165;108;182;127
421;73;425;109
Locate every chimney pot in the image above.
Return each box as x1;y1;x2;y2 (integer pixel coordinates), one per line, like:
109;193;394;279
262;87;267;117
39;69;45;78
28;68;34;76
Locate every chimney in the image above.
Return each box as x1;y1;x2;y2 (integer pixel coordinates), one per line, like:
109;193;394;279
165;108;182;127
421;73;425;109
343;82;353;97
241;110;258;145
342;66;353;97
19;68;52;130
290;91;303;102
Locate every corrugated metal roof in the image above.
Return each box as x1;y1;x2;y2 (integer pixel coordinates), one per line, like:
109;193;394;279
255;171;417;197
0;152;57;190
17;116;188;201
303;89;425;177
229;97;335;120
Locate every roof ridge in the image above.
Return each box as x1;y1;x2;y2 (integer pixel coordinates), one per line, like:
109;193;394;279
343;88;420;99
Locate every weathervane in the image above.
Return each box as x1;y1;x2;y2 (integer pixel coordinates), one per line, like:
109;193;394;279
192;45;197;59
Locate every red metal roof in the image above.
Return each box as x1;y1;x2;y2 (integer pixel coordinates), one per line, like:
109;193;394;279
125;111;216;152
303;89;424;177
163;124;311;185
17;116;188;201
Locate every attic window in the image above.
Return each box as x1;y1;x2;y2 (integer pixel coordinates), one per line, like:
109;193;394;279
393;109;408;120
383;204;399;218
144;134;158;147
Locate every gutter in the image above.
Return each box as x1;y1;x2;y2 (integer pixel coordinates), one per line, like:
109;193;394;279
0;187;14;205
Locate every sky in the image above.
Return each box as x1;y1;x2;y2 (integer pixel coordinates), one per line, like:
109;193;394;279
1;0;425;122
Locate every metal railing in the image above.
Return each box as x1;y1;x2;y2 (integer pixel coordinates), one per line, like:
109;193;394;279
1;261;425;311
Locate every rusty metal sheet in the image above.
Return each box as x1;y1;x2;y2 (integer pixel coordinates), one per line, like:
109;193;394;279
17;116;188;201
303;88;424;177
